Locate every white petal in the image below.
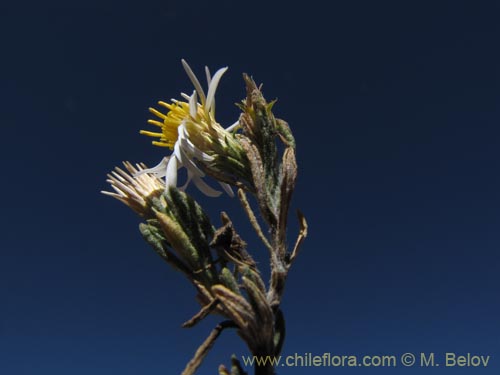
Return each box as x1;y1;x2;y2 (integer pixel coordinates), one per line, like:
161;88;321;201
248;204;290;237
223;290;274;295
205;66;228;114
205;66;214;113
189;90;197;118
205;66;212;85
174;140;205;177
133;157;169;178
219;182;234;197
180;169;194;191
165;155;178;187
225;120;240;132
173;136;183;160
178;125;214;162
184;141;214;162
181;59;207;105
192;175;222;197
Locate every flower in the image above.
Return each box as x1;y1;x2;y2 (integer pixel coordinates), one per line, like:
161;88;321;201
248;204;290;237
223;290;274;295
137;59;242;197
101;161;164;216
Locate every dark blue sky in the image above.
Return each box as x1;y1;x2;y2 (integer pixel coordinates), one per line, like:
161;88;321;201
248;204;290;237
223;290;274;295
1;1;499;374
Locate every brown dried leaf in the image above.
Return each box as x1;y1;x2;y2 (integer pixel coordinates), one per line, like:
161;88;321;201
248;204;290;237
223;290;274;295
210;212;256;269
290;209;308;263
277;147;297;253
238;136;277;226
212;284;255;331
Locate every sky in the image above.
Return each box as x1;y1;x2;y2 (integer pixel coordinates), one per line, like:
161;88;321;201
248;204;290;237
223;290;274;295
1;1;499;374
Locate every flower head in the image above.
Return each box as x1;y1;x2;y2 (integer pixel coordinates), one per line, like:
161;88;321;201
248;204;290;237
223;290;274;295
138;60;245;197
101;161;164;216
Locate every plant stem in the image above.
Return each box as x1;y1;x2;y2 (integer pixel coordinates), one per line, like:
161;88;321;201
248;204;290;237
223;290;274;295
254;363;275;375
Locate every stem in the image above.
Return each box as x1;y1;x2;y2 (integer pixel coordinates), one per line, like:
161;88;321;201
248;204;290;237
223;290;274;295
253;347;276;375
237;188;273;252
181;321;235;375
255;363;275;375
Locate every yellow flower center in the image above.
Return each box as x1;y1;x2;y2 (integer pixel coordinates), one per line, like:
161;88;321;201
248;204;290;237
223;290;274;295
141;97;220;151
140;101;192;149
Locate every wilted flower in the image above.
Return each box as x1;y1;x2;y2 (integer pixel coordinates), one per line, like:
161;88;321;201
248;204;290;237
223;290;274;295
138;60;249;197
101;161;164;216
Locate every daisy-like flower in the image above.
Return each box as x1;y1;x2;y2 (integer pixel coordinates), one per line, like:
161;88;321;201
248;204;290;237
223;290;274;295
137;59;244;197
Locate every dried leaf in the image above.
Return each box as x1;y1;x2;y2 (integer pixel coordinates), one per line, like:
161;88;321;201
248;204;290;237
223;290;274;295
182;298;219;328
290;209;308;263
277;147;297;252
212;284;254;330
211;212;256;269
181;321;235;375
238;136;277;226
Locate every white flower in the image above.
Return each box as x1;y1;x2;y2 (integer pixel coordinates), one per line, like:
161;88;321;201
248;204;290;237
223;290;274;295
137;59;239;197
